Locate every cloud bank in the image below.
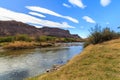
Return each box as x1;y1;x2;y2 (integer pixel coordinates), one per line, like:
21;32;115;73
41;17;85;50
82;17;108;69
26;6;79;23
0;7;75;28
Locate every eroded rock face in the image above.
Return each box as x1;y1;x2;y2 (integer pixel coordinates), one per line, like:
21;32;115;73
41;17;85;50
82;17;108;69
0;21;43;36
0;21;81;39
40;27;73;38
72;34;81;39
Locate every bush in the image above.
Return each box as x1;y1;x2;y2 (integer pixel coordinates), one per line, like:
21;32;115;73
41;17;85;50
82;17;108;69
102;28;117;41
39;36;48;42
0;36;15;43
35;36;56;42
15;34;31;42
84;25;120;47
64;38;75;42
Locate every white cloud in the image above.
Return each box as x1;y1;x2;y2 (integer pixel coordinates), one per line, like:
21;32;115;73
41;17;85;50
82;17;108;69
83;16;96;23
29;12;46;18
26;6;79;23
0;7;75;28
68;0;86;9
100;0;111;7
63;3;71;8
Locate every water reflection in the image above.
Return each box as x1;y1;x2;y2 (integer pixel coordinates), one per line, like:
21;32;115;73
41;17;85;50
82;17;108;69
0;43;83;80
0;69;29;80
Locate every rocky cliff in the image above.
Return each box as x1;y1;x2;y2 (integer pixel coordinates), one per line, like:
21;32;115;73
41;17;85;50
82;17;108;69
0;21;81;39
40;27;75;38
0;21;43;36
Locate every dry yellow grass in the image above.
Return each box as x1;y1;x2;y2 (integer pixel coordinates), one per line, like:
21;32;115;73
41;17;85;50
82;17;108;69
28;39;120;80
3;41;54;50
3;41;36;50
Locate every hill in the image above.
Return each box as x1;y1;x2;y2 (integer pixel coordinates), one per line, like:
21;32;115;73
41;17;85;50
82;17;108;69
0;21;81;39
40;27;80;38
28;39;120;80
0;21;43;36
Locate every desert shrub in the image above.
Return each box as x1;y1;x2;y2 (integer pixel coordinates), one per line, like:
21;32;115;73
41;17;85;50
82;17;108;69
86;24;103;45
15;34;31;42
0;36;15;43
46;36;56;41
36;36;56;42
84;25;120;47
102;28;120;40
39;36;48;42
64;38;75;42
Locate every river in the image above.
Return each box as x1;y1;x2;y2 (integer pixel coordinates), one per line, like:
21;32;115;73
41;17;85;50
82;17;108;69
0;43;83;80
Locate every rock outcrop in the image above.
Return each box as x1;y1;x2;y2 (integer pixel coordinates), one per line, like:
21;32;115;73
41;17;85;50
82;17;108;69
0;21;43;36
40;27;76;38
0;21;81;39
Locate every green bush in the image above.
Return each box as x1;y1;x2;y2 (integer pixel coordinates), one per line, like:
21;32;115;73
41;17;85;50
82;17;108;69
64;38;75;42
46;36;56;41
102;28;119;41
0;36;15;43
15;34;31;42
35;36;56;42
84;25;120;47
39;36;48;42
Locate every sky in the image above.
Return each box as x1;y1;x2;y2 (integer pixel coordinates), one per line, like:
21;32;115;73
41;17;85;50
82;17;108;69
0;0;120;38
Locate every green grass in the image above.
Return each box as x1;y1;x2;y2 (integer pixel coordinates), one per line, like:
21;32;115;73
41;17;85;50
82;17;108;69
27;39;120;80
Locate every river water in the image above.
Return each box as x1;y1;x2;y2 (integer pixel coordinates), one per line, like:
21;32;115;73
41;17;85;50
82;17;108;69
0;43;83;80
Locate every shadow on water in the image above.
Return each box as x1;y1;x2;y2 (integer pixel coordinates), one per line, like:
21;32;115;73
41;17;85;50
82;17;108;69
0;69;29;80
0;49;35;57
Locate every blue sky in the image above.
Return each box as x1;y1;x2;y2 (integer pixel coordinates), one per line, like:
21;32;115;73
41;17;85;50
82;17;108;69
0;0;120;38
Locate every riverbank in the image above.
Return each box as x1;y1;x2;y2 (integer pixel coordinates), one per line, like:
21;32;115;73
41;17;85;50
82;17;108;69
0;42;83;80
1;41;83;50
28;39;120;80
0;41;83;57
2;41;54;50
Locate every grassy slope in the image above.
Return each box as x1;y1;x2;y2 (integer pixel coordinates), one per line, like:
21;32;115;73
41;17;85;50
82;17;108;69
28;39;120;80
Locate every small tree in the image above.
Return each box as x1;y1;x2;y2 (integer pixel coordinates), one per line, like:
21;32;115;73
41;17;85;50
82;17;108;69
88;24;102;44
84;24;119;47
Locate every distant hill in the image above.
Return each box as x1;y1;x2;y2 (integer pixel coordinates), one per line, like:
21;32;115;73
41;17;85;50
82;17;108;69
0;21;81;39
0;21;43;36
40;27;80;38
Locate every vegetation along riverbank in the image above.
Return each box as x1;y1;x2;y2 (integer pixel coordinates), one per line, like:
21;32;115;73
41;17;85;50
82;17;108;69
0;35;83;50
27;26;120;80
0;21;83;50
27;38;120;80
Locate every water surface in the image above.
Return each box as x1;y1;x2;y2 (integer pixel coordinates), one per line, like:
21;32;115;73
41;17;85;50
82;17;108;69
0;43;83;80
